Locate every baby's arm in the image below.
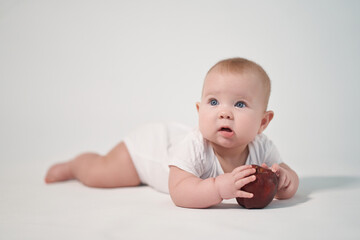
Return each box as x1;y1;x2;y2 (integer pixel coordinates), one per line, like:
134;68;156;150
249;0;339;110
262;163;299;199
168;165;256;208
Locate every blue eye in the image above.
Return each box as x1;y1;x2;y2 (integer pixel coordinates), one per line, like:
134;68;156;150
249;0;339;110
235;101;246;108
210;99;218;106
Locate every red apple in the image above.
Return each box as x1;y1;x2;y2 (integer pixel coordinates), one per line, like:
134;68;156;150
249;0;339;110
236;165;278;209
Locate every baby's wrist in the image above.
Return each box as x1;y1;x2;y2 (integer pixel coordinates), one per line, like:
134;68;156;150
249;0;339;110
214;176;224;200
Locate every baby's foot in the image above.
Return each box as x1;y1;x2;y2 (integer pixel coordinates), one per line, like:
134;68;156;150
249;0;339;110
45;162;74;183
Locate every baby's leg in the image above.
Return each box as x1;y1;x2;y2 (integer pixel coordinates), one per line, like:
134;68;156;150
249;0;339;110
45;142;141;188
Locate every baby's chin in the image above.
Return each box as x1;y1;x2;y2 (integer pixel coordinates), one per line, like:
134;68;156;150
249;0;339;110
208;137;245;150
201;129;249;148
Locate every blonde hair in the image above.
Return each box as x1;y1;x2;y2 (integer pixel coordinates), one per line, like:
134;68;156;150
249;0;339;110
205;57;271;110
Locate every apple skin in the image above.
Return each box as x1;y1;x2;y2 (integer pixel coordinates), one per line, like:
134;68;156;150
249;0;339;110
236;165;279;209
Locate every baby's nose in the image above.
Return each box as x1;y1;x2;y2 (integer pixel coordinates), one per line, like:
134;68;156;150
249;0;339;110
219;111;234;120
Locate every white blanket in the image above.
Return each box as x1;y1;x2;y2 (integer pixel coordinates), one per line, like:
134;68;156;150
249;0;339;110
0;164;359;240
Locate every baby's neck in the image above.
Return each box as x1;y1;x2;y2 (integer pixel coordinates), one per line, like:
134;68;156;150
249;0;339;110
211;143;249;173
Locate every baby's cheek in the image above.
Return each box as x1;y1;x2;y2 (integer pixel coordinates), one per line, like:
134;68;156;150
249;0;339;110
238;116;259;136
198;115;212;138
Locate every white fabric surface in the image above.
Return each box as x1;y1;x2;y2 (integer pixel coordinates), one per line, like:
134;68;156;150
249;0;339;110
0;163;359;240
124;122;191;193
169;129;282;179
124;122;282;193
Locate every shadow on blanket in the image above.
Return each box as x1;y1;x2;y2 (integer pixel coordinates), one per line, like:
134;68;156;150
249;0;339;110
212;175;360;210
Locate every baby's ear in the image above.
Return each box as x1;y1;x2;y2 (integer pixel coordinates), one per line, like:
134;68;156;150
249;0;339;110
196;102;200;113
258;111;274;134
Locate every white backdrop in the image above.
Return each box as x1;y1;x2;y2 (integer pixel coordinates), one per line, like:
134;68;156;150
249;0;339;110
1;0;359;178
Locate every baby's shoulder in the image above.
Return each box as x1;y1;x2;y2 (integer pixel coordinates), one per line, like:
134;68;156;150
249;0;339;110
250;133;275;152
248;134;282;166
252;133;273;144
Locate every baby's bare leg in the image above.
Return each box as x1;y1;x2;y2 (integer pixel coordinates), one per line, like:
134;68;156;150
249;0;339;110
45;142;141;188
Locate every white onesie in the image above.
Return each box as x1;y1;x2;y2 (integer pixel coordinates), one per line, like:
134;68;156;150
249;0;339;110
123;122;282;193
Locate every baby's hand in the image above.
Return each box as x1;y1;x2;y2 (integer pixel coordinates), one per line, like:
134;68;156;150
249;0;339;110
261;163;299;199
271;163;292;190
214;165;256;200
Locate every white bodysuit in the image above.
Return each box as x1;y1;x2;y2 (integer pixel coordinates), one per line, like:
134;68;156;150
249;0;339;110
123;123;282;193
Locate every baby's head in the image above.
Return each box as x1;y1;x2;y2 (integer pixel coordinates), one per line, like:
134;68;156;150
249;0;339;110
197;57;274;149
203;57;271;111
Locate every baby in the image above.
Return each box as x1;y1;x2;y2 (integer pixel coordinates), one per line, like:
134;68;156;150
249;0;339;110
45;57;299;208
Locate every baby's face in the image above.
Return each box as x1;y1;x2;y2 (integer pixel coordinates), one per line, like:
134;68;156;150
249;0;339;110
197;70;269;149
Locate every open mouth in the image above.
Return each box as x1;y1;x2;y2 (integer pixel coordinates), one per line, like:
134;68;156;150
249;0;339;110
219;127;234;137
219;127;233;132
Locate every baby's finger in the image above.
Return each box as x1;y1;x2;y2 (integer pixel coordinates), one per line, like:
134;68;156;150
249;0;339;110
261;163;269;169
235;174;256;189
278;175;286;190
233;168;256;179
231;165;254;176
236;190;254;199
271;163;280;173
283;176;290;189
284;178;290;188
